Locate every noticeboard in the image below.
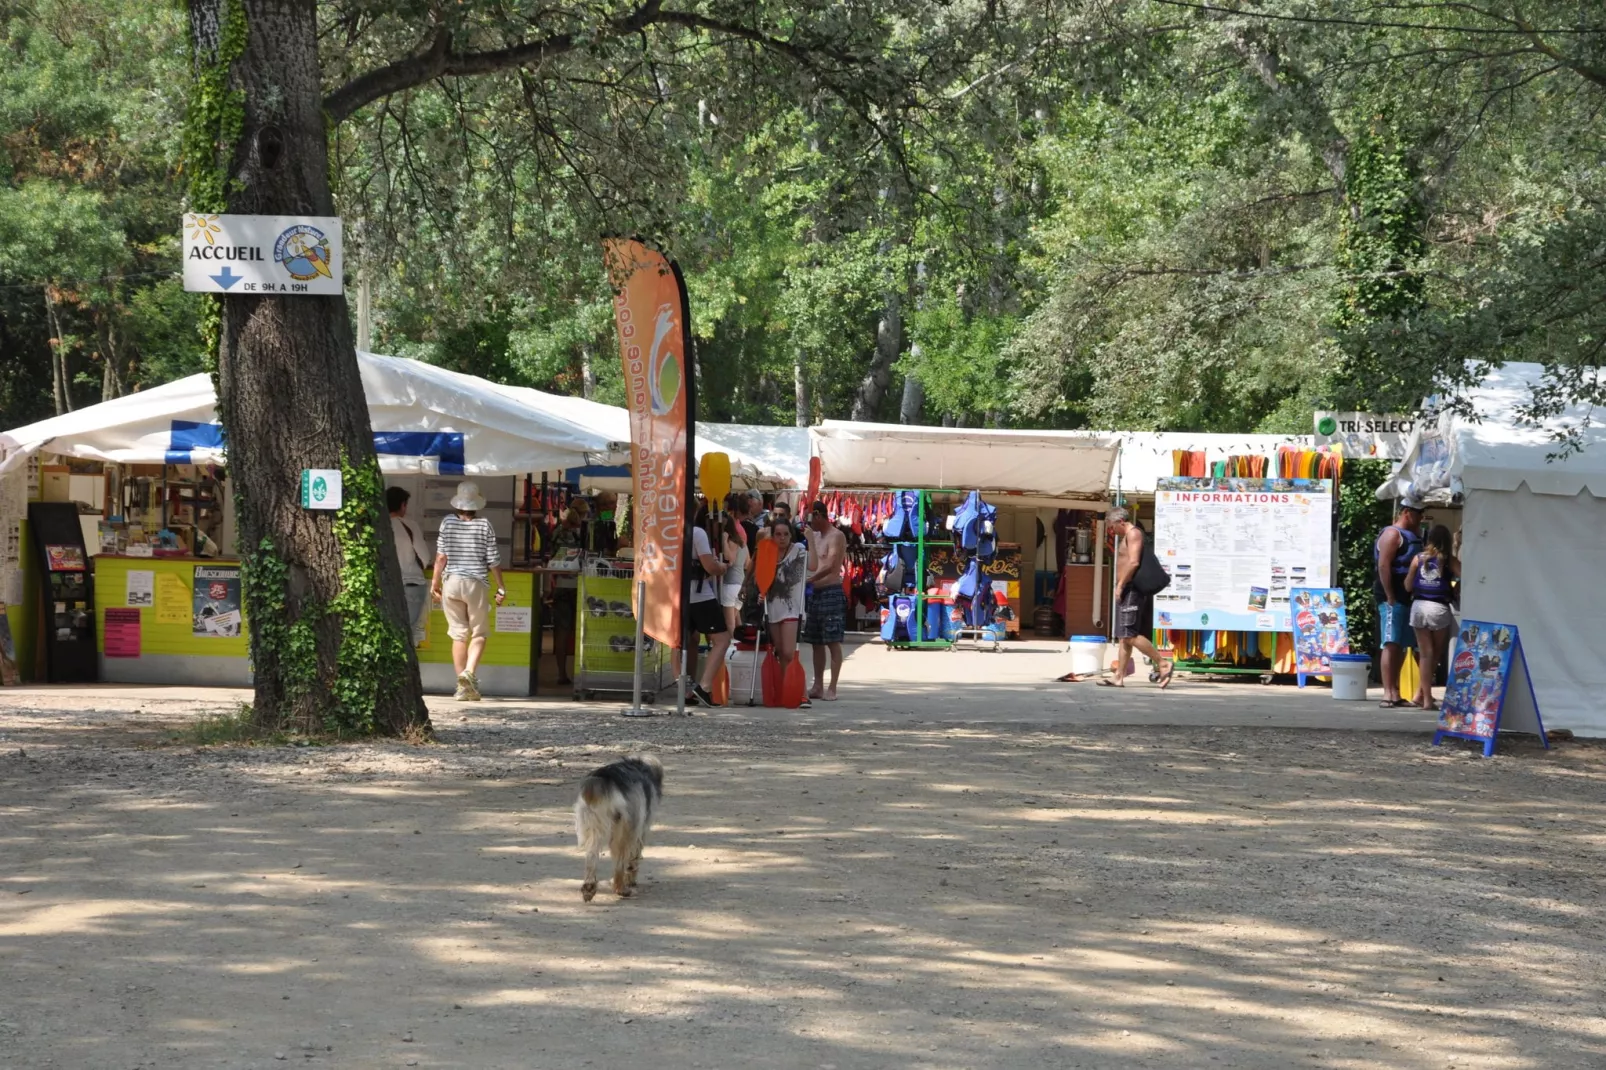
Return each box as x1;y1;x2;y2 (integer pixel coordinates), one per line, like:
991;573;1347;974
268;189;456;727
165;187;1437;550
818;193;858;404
1152;477;1334;632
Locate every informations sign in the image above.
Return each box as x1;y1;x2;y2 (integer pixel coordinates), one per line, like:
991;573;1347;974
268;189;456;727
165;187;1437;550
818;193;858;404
1435;619;1548;758
1152;477;1334;632
183;214;344;295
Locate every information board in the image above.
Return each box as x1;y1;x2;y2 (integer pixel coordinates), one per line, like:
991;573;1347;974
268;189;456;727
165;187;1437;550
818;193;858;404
1435;619;1548;758
1152;477;1334;632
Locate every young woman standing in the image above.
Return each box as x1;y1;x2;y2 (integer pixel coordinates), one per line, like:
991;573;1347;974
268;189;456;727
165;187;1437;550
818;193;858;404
1406;523;1459;711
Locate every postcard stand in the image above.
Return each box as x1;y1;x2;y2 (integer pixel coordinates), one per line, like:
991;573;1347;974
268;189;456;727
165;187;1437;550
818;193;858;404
1433;619;1547;758
26;501;98;684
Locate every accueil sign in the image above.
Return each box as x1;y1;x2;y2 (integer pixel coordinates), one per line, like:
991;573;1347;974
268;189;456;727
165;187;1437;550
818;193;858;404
182;214;344;296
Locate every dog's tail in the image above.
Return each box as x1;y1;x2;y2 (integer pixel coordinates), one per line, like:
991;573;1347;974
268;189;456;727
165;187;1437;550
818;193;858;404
574;774;624;851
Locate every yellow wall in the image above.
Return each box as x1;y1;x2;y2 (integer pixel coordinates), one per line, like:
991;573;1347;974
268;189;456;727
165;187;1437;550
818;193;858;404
414;570;538;667
93;556;249;658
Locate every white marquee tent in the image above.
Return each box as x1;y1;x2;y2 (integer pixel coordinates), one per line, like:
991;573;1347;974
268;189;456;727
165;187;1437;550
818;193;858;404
810;420;1121;507
0;352;621;477
481;383;796;491
1378;362;1606;735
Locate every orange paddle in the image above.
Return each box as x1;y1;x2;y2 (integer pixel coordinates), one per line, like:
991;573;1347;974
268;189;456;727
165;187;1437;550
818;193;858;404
754;537;779;598
761;650;781;706
780;657;807;709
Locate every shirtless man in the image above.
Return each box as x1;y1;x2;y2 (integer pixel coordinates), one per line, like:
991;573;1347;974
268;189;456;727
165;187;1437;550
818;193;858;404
804;500;848;700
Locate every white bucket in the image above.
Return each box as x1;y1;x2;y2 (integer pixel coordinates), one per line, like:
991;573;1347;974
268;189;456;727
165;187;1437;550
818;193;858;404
726;646;762;700
1068;636;1105;677
1329;655;1371;701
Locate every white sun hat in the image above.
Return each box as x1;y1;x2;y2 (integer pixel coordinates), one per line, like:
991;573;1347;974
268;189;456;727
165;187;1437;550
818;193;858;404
449;481;486;512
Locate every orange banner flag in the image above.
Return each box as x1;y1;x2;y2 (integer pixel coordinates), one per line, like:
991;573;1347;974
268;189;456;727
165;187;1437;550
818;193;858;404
604;238;695;649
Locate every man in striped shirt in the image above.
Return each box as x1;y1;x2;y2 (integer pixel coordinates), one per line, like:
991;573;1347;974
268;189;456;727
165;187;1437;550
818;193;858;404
430;482;505;701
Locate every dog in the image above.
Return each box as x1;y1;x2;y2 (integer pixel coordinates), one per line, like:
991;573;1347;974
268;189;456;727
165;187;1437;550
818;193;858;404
574;753;663;902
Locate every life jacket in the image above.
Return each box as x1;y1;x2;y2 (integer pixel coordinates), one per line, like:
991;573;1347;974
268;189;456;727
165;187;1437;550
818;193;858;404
951;490;997;554
1414;553;1451;601
1373;523;1421;599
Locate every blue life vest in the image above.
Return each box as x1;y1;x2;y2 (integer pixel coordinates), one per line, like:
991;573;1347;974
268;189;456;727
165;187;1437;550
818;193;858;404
1373;524;1421;600
1413;553;1451;602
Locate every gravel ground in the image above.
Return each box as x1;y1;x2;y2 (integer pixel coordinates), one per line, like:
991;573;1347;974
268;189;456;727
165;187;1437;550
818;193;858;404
2;689;1605;1070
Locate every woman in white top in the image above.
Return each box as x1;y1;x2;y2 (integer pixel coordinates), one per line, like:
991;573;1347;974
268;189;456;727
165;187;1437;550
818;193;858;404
765;520;808;693
718;511;748;634
387;486;431;646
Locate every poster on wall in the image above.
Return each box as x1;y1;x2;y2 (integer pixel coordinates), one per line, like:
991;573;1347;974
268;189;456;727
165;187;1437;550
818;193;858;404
126;570;155;608
45;544;86;572
192;565;243;637
1435;619;1547;757
104;607;142;658
1152;477;1334;632
1289;588;1350;683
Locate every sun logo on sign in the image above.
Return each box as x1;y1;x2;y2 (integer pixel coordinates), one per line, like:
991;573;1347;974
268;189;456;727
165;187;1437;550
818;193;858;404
186;214;222;246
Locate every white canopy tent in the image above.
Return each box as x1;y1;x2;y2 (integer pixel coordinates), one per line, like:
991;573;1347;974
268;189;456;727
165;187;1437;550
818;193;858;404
481;383;796;492
1377;362;1606;735
0;352;620;477
809;420;1121;508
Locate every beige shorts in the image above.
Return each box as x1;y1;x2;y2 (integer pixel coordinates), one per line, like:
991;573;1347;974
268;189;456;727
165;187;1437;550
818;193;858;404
440;573;491;641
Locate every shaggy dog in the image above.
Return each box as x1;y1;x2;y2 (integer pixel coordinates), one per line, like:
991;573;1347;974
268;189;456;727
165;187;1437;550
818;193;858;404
574;754;663;902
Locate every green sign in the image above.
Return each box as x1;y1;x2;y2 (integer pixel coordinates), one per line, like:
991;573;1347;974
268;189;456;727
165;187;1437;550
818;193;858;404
299;468;343;510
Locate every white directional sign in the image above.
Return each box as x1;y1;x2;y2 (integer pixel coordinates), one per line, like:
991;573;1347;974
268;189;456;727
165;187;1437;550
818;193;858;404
183;213;344;295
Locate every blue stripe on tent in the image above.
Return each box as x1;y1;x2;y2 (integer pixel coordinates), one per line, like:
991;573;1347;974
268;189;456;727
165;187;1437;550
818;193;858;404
166;423;467;474
372;432;466;475
166;420;225;464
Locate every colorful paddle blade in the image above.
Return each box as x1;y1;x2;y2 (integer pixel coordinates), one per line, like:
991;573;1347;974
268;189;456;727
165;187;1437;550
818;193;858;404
754;537;779;597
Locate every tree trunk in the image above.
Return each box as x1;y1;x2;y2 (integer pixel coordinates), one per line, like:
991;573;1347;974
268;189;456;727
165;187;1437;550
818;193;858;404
899;349;924;424
191;0;426;736
44;288;72;415
793;350;809;427
849;286;901;421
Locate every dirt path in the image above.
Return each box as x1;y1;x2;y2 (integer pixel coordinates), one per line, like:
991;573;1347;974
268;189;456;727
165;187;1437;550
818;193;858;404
2;694;1605;1069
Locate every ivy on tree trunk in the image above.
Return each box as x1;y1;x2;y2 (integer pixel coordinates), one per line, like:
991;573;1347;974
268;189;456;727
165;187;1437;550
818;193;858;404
186;0;427;736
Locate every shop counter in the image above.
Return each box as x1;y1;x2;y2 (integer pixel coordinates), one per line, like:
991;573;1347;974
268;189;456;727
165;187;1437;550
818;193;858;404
92;556;556;696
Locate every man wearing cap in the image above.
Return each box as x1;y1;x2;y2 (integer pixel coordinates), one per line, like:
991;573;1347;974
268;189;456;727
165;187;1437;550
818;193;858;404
431;481;506;701
1374;498;1424;707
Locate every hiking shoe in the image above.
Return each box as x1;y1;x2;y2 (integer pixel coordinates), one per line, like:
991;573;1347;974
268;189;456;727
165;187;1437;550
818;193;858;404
689;683;717;708
456;671;481;701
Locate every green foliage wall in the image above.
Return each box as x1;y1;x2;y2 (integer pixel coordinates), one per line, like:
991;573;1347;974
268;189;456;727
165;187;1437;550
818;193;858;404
1337;459;1396;664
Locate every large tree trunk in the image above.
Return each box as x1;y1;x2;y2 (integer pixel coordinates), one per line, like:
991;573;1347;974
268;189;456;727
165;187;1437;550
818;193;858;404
192;0;427;735
849;286;902;421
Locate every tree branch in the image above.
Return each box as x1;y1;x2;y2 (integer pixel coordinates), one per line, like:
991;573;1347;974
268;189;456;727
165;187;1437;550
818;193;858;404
324;0;667;124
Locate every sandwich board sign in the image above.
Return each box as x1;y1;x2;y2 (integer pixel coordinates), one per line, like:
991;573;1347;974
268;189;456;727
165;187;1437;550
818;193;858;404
1434;619;1548;758
183;214;344;295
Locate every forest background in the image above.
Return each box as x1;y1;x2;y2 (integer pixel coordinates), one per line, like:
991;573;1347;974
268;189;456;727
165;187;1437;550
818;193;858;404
2;0;1602;436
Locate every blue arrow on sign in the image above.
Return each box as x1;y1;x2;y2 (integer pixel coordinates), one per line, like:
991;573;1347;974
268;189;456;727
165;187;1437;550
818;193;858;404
210;265;243;291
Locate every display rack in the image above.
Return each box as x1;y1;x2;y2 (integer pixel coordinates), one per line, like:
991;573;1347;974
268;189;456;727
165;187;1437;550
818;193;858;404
890;490;953;651
572;556;672;698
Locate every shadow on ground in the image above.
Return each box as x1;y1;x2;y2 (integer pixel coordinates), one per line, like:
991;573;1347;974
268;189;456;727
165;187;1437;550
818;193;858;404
2;701;1604;1069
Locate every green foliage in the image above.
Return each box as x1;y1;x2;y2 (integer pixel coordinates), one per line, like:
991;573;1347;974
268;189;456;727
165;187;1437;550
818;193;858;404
179;0;247;374
327;454;412;737
1331;118;1428;410
1337;459;1395;662
0;1;190;422
239;535;318;709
